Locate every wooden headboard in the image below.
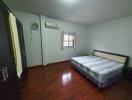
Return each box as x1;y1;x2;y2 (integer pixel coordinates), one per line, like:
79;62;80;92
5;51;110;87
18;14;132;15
93;50;129;66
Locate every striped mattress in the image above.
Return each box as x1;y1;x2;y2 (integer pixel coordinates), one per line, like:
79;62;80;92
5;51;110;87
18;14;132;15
71;56;124;84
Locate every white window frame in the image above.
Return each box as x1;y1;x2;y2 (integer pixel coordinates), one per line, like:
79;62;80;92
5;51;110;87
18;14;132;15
61;32;76;50
63;33;74;48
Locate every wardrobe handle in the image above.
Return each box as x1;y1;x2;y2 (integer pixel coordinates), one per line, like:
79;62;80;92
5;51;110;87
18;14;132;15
4;67;8;79
0;68;6;82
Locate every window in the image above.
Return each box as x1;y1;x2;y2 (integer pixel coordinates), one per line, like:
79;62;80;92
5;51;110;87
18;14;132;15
61;32;76;50
63;34;74;47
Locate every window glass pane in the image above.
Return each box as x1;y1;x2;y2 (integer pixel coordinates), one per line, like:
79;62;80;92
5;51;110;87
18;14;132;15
69;35;74;41
69;42;73;47
64;41;68;47
64;35;68;40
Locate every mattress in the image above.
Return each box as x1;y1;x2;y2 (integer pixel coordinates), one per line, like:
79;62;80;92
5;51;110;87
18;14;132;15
71;56;124;83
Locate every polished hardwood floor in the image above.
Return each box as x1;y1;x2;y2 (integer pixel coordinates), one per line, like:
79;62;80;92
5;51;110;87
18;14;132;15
22;61;132;100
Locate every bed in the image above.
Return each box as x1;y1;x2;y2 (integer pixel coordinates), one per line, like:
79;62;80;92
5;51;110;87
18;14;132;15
71;50;129;88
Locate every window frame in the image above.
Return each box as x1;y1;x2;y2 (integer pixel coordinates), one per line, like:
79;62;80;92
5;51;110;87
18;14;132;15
63;33;75;48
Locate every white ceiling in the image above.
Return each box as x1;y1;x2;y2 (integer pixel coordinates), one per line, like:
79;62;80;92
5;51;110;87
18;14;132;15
4;0;132;26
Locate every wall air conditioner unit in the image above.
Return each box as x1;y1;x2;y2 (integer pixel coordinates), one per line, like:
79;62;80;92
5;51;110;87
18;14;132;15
45;22;59;29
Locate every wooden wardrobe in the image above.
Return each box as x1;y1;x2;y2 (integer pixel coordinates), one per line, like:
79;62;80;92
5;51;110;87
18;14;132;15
0;1;27;100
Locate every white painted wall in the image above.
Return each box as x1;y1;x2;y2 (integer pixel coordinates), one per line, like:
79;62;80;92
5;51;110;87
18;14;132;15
13;10;87;66
13;10;132;67
86;16;132;67
41;16;87;65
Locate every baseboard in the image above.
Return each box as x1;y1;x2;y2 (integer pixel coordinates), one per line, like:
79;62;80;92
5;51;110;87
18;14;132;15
47;60;70;66
28;60;70;68
28;65;43;69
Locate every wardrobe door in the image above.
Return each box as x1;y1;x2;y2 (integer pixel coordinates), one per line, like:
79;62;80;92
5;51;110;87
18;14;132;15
0;4;19;100
16;20;27;82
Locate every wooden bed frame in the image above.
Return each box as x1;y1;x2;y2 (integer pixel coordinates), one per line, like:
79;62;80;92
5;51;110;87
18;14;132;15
93;50;129;68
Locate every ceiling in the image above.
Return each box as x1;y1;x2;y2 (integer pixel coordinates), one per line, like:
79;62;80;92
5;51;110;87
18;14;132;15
3;0;132;26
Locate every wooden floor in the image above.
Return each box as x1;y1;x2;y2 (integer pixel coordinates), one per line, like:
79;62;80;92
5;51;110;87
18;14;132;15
22;61;132;100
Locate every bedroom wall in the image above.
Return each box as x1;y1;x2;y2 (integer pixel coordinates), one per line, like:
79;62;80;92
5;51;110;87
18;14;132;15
13;10;87;66
41;16;87;65
86;16;132;67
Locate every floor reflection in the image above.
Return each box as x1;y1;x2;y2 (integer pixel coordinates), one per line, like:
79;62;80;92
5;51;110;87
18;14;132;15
62;72;72;85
